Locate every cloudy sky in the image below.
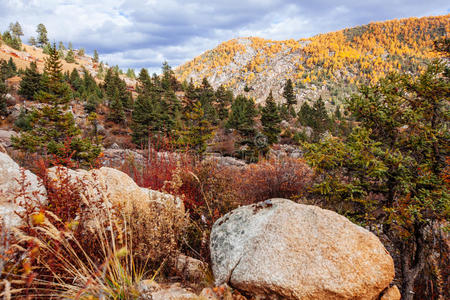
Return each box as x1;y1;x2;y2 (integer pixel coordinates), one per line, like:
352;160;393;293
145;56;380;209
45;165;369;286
0;0;448;73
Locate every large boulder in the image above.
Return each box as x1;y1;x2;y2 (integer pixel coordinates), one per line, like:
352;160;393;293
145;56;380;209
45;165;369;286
210;198;395;300
47;166;186;262
0;152;47;227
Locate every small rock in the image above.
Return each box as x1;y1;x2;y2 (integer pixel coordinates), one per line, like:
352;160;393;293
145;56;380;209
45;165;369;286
109;142;120;149
146;283;198;300
380;285;401;300
174;254;207;282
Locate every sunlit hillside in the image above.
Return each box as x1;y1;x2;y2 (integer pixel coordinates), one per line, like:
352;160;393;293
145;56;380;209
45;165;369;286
176;15;449;106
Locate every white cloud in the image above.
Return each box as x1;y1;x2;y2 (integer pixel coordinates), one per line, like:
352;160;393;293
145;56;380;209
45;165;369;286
0;0;448;72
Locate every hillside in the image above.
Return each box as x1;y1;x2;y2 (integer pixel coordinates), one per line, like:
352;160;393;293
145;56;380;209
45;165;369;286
0;42;137;88
175;15;449;107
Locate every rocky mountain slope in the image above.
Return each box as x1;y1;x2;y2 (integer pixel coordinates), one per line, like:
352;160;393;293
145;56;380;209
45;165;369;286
175;15;449;107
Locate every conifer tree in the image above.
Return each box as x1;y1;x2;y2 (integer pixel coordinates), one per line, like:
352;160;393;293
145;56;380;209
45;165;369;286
283;79;296;110
107;87;126;124
215;85;233;121
226;95;257;137
12;44;100;166
0;80;7;117
28;37;37;46
93;50;99;63
261;91;281;145
65;49;75;63
19;62;41;101
303;56;449;299
69;68;82;92
36;23;48;47
177;101;215;154
9;22;23;39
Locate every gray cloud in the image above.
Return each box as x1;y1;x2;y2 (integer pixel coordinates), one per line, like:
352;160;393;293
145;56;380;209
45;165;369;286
0;0;448;73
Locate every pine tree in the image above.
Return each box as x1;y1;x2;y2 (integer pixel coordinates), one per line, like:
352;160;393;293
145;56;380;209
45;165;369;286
261;91;281;145
65;49;75;63
131;93;160;146
126;68;136;79
177;101;215;154
36;23;48;47
226;95;257;137
28;37;37;46
215;85;233;121
69;68;82;92
283;79;296;109
93;50;99;63
304;56;450;300
0;79;7;117
107;86;126;124
0;58;17;80
12;44;100;166
9;22;23;39
18;62;41;101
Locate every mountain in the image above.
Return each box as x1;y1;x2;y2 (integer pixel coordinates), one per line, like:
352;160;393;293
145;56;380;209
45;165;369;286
175;15;449;107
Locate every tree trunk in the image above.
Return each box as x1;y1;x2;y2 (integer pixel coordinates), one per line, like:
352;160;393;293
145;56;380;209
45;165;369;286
400;224;427;300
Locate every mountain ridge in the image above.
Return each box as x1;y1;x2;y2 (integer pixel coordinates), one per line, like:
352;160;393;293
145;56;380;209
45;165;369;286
175;15;449;107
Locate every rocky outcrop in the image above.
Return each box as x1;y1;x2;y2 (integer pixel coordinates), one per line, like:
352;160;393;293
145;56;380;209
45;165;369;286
210;198;395;300
0;152;46;227
47;166;183;210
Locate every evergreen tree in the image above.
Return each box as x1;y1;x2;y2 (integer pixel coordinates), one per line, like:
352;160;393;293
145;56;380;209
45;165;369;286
84;93;99;114
107;86;126;124
18;62;41;101
261;91;281;145
0;58;17;80
0;80;7;117
78;48;85;56
12;44;100;166
58;41;65;50
93;50;99;63
65;49;75;63
69;68;82;92
137;68;152;94
215;85;233;121
226;95;257;137
36;23;48;47
126;68;136;79
303;57;449;300
283;79;296;115
177;101;215;154
28;37;37;46
199;77;218;124
9;22;23;39
131;93;160;146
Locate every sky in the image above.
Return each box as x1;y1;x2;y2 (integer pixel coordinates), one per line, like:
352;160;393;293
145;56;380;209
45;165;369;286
0;0;448;74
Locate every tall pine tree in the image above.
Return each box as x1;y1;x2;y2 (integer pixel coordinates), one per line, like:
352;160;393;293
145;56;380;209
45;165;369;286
12;44;100;166
261;91;281;145
19;62;41;101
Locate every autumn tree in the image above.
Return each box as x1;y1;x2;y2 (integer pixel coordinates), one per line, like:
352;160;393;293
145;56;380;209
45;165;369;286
12;44;101;166
303;57;449;299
